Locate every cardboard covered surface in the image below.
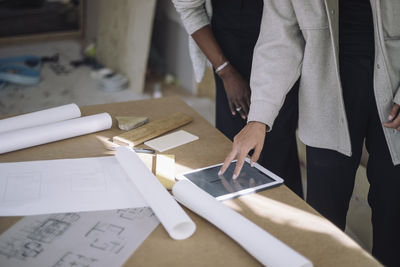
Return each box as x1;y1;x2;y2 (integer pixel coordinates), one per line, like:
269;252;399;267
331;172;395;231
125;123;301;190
0;96;381;267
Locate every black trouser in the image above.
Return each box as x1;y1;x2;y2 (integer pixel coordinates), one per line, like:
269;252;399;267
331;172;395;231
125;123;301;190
211;0;303;198
306;55;400;266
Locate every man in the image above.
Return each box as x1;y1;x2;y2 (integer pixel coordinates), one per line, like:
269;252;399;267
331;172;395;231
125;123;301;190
172;0;303;197
220;1;400;266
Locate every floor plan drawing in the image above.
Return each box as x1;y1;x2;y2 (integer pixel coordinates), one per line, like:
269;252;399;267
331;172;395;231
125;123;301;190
52;252;98;267
0;207;159;267
86;222;125;254
116;207;155;221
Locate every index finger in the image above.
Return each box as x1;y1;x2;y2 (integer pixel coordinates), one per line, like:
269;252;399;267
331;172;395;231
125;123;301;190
238;99;249;118
233;151;247;179
388;104;400;121
219;149;238;175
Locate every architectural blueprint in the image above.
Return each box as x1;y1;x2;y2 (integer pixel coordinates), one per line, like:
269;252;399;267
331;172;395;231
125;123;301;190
0;207;159;267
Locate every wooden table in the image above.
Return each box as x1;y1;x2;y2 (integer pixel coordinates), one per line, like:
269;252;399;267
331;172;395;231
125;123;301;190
0;96;381;267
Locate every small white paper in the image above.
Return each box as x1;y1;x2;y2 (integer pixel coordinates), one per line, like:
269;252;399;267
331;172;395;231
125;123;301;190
144;130;199;152
0;208;159;267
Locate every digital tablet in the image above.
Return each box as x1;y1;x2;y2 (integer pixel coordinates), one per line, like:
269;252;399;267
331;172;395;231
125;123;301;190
176;158;284;201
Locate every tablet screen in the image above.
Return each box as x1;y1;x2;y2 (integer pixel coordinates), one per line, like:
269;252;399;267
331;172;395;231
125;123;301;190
182;161;282;201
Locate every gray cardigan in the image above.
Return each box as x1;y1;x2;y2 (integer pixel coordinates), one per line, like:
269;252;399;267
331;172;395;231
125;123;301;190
249;0;400;165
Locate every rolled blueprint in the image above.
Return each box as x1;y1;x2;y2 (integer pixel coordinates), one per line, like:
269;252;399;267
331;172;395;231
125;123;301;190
0;103;81;134
115;147;196;240
0;113;112;154
172;180;313;267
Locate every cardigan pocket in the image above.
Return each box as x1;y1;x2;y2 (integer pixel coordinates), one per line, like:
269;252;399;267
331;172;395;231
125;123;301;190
381;1;400;39
292;0;329;30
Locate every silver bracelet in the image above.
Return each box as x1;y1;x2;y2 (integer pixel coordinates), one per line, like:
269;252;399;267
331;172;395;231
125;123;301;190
215;61;230;74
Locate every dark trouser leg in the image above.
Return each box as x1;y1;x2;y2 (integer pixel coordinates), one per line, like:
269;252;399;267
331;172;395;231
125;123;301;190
306;146;358;229
306;56;371;230
365;105;400;267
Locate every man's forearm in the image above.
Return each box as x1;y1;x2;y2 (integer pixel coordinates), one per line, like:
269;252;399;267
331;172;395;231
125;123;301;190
191;25;228;70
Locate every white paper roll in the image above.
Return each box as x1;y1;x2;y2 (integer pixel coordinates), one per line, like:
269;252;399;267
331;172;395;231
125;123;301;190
0;103;81;134
172;180;313;267
115;147;196;240
0;113;112;154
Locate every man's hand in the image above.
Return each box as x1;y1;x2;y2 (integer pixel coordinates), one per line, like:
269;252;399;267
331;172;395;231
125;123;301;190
218;64;251;119
383;103;400;130
219;121;267;179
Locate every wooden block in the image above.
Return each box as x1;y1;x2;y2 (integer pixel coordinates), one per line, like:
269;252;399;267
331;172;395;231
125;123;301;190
112;112;193;146
155;154;175;190
137;153;175;190
137;153;155;173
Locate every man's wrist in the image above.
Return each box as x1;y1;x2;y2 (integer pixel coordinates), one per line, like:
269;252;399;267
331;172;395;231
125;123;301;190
247;121;269;132
215;61;230;74
217;64;235;80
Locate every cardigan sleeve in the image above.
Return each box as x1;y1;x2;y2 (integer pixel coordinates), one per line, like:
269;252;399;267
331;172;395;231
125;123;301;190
248;0;305;130
171;0;210;35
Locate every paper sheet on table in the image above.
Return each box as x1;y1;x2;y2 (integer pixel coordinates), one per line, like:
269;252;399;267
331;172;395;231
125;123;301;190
115;147;196;240
172;180;313;267
0;156;147;216
144;130;199;152
0;103;81;134
0;208;159;267
0;113;112;154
